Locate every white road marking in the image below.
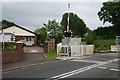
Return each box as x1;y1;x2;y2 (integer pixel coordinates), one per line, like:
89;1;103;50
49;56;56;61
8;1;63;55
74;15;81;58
97;67;107;69
97;67;120;72
70;59;104;63
110;68;120;72
47;58;119;80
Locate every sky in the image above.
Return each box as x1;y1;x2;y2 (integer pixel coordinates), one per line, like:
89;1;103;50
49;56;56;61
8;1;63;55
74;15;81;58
1;0;112;31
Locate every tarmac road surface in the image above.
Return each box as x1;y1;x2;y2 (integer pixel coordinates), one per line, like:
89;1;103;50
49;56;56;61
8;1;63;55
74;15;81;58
2;53;120;80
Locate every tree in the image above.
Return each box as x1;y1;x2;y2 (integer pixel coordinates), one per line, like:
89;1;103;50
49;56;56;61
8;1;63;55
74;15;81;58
0;20;15;29
43;19;62;38
60;12;87;37
34;27;47;40
94;26;116;39
84;31;97;44
98;1;120;35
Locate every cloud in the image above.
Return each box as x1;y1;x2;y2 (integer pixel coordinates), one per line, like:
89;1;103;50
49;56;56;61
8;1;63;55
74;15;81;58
2;2;112;31
2;0;109;2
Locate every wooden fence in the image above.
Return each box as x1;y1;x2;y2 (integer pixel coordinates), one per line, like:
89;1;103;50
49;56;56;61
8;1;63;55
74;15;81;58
44;39;55;53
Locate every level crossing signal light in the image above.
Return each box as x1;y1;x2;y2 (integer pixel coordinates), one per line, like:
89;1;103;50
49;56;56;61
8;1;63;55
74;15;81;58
63;30;72;38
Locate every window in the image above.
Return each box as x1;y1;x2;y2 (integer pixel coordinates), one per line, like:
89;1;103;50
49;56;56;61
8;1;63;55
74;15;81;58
22;37;24;40
11;35;14;41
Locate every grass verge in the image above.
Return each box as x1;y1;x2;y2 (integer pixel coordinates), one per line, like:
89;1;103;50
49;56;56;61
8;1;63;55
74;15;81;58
44;50;57;59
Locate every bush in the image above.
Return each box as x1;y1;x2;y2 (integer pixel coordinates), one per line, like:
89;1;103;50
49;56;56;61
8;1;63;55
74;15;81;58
93;39;115;51
4;45;16;50
60;47;64;53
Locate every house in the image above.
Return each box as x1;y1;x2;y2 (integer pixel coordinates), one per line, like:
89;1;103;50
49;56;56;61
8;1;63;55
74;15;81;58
0;32;15;42
2;25;37;46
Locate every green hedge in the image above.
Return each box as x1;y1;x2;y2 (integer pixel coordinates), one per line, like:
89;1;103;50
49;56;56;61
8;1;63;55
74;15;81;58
4;45;17;50
93;39;115;50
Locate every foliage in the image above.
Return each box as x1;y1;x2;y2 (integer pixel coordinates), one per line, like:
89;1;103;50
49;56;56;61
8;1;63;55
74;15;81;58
0;20;15;29
98;1;120;25
44;50;57;59
34;27;47;40
84;31;97;44
60;47;64;53
54;33;63;43
84;1;120;45
93;39;115;50
74;35;81;38
43;19;63;43
98;1;120;36
94;26;116;39
60;12;87;37
4;45;16;50
43;19;62;38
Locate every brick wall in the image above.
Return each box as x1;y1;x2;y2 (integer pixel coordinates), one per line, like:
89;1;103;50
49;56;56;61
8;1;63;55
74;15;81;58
2;42;23;64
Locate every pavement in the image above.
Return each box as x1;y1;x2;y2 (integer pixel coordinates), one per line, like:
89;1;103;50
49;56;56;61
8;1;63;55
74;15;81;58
2;53;120;79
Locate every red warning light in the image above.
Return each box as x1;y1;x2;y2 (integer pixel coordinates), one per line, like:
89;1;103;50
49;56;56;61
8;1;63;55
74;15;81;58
63;30;72;38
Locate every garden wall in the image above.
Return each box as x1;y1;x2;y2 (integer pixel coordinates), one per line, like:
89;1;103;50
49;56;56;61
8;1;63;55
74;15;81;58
2;42;23;64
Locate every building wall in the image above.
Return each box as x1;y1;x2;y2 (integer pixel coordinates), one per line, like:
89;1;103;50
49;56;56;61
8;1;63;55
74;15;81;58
2;42;23;64
23;36;35;46
71;45;94;57
0;33;15;42
15;36;35;46
3;26;36;46
15;36;22;42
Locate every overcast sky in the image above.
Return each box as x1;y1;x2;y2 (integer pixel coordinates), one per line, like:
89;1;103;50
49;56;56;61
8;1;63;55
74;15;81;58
1;1;112;31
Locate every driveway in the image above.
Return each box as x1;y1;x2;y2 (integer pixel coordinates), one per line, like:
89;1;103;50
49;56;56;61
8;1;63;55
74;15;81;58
23;46;44;53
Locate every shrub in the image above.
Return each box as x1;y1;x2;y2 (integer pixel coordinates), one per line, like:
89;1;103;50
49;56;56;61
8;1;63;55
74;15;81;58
60;47;64;53
93;39;115;50
4;45;17;50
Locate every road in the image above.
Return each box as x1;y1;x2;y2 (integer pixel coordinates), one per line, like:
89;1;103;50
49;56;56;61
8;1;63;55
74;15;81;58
2;53;120;80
